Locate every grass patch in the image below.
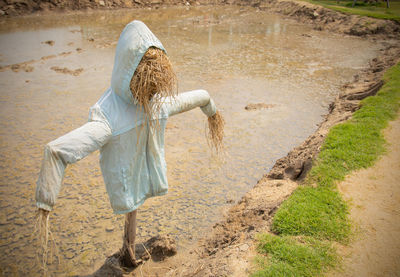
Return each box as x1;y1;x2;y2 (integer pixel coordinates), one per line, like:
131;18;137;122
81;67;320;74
304;0;400;21
309;63;400;188
252;234;337;277
272;186;351;242
254;63;400;276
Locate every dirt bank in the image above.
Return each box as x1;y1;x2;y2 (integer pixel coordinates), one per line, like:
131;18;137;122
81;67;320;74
165;45;400;277
89;36;400;277
329;114;400;277
1;0;400;39
2;0;399;276
267;44;400;181
255;0;400;38
121;25;400;277
0;0;189;16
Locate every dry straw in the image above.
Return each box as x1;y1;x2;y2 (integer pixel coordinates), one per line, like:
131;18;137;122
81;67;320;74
130;47;177;131
131;46;224;155
207;111;225;154
34;209;59;276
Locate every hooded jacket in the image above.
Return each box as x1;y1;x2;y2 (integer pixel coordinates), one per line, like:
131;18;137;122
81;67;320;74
35;20;217;214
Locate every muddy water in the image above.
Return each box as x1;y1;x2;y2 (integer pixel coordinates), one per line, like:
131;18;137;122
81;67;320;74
0;6;380;276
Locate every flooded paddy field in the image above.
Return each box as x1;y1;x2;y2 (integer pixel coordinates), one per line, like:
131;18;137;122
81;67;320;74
0;6;382;275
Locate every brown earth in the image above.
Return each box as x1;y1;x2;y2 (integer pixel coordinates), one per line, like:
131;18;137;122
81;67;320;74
50;66;84;76
255;0;400;39
245;103;276;110
85;42;399;276
1;0;400;40
329;115;400;277
2;0;399;276
157;44;399;277
267;44;400;182
118;28;399;277
0;51;74;73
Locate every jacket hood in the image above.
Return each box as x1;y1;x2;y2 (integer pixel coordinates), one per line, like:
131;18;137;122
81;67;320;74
111;20;166;104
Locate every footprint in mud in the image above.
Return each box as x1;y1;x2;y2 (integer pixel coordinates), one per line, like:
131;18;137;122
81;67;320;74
51;66;83;76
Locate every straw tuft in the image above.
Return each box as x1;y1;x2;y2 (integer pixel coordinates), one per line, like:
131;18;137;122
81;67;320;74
34;209;59;276
206;111;225;154
130;47;177;130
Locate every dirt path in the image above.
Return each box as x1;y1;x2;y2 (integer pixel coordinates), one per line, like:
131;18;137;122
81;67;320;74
333;115;400;277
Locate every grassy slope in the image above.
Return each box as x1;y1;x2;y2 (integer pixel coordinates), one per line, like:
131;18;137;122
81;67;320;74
252;63;400;276
303;0;400;21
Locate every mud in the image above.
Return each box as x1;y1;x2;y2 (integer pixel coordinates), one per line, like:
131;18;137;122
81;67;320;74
255;0;400;39
2;0;400;40
50;66;84;76
0;51;73;73
0;1;399;276
42;40;55;46
128;45;400;277
0;59;35;72
245;103;276;110
90;179;298;276
116;12;399;277
2;6;380;275
0;0;192;16
178;40;400;277
91;235;177;276
267;44;400;181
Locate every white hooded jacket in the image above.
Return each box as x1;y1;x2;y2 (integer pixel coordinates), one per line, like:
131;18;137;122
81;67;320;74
35;20;217;214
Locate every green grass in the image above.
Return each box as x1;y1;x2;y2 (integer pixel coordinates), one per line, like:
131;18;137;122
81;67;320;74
271;186;350;242
253;63;400;276
253;235;337;277
309;64;400;188
304;0;400;21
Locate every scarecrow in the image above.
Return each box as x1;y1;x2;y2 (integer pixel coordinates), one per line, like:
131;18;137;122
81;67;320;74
35;20;224;267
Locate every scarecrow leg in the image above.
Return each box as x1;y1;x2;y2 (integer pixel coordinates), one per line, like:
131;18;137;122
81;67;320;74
121;210;138;267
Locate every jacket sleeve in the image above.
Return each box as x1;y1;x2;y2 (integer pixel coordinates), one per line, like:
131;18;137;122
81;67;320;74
165;89;217;117
35;106;112;211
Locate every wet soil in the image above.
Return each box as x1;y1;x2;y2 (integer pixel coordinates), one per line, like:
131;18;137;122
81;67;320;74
115;54;400;277
110;7;399;277
0;1;399;276
50;66;84;76
245;103;276;110
267;45;400;182
255;0;400;39
84;36;399;277
172;45;400;277
1;5;382;276
2;0;400;40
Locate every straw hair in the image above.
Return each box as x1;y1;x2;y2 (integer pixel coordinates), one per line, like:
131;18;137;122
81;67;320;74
206;111;225;154
34;208;59;276
130;47;177;130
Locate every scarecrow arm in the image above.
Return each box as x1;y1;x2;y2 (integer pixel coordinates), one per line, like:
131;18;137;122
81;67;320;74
36;114;112;211
166;89;217;117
